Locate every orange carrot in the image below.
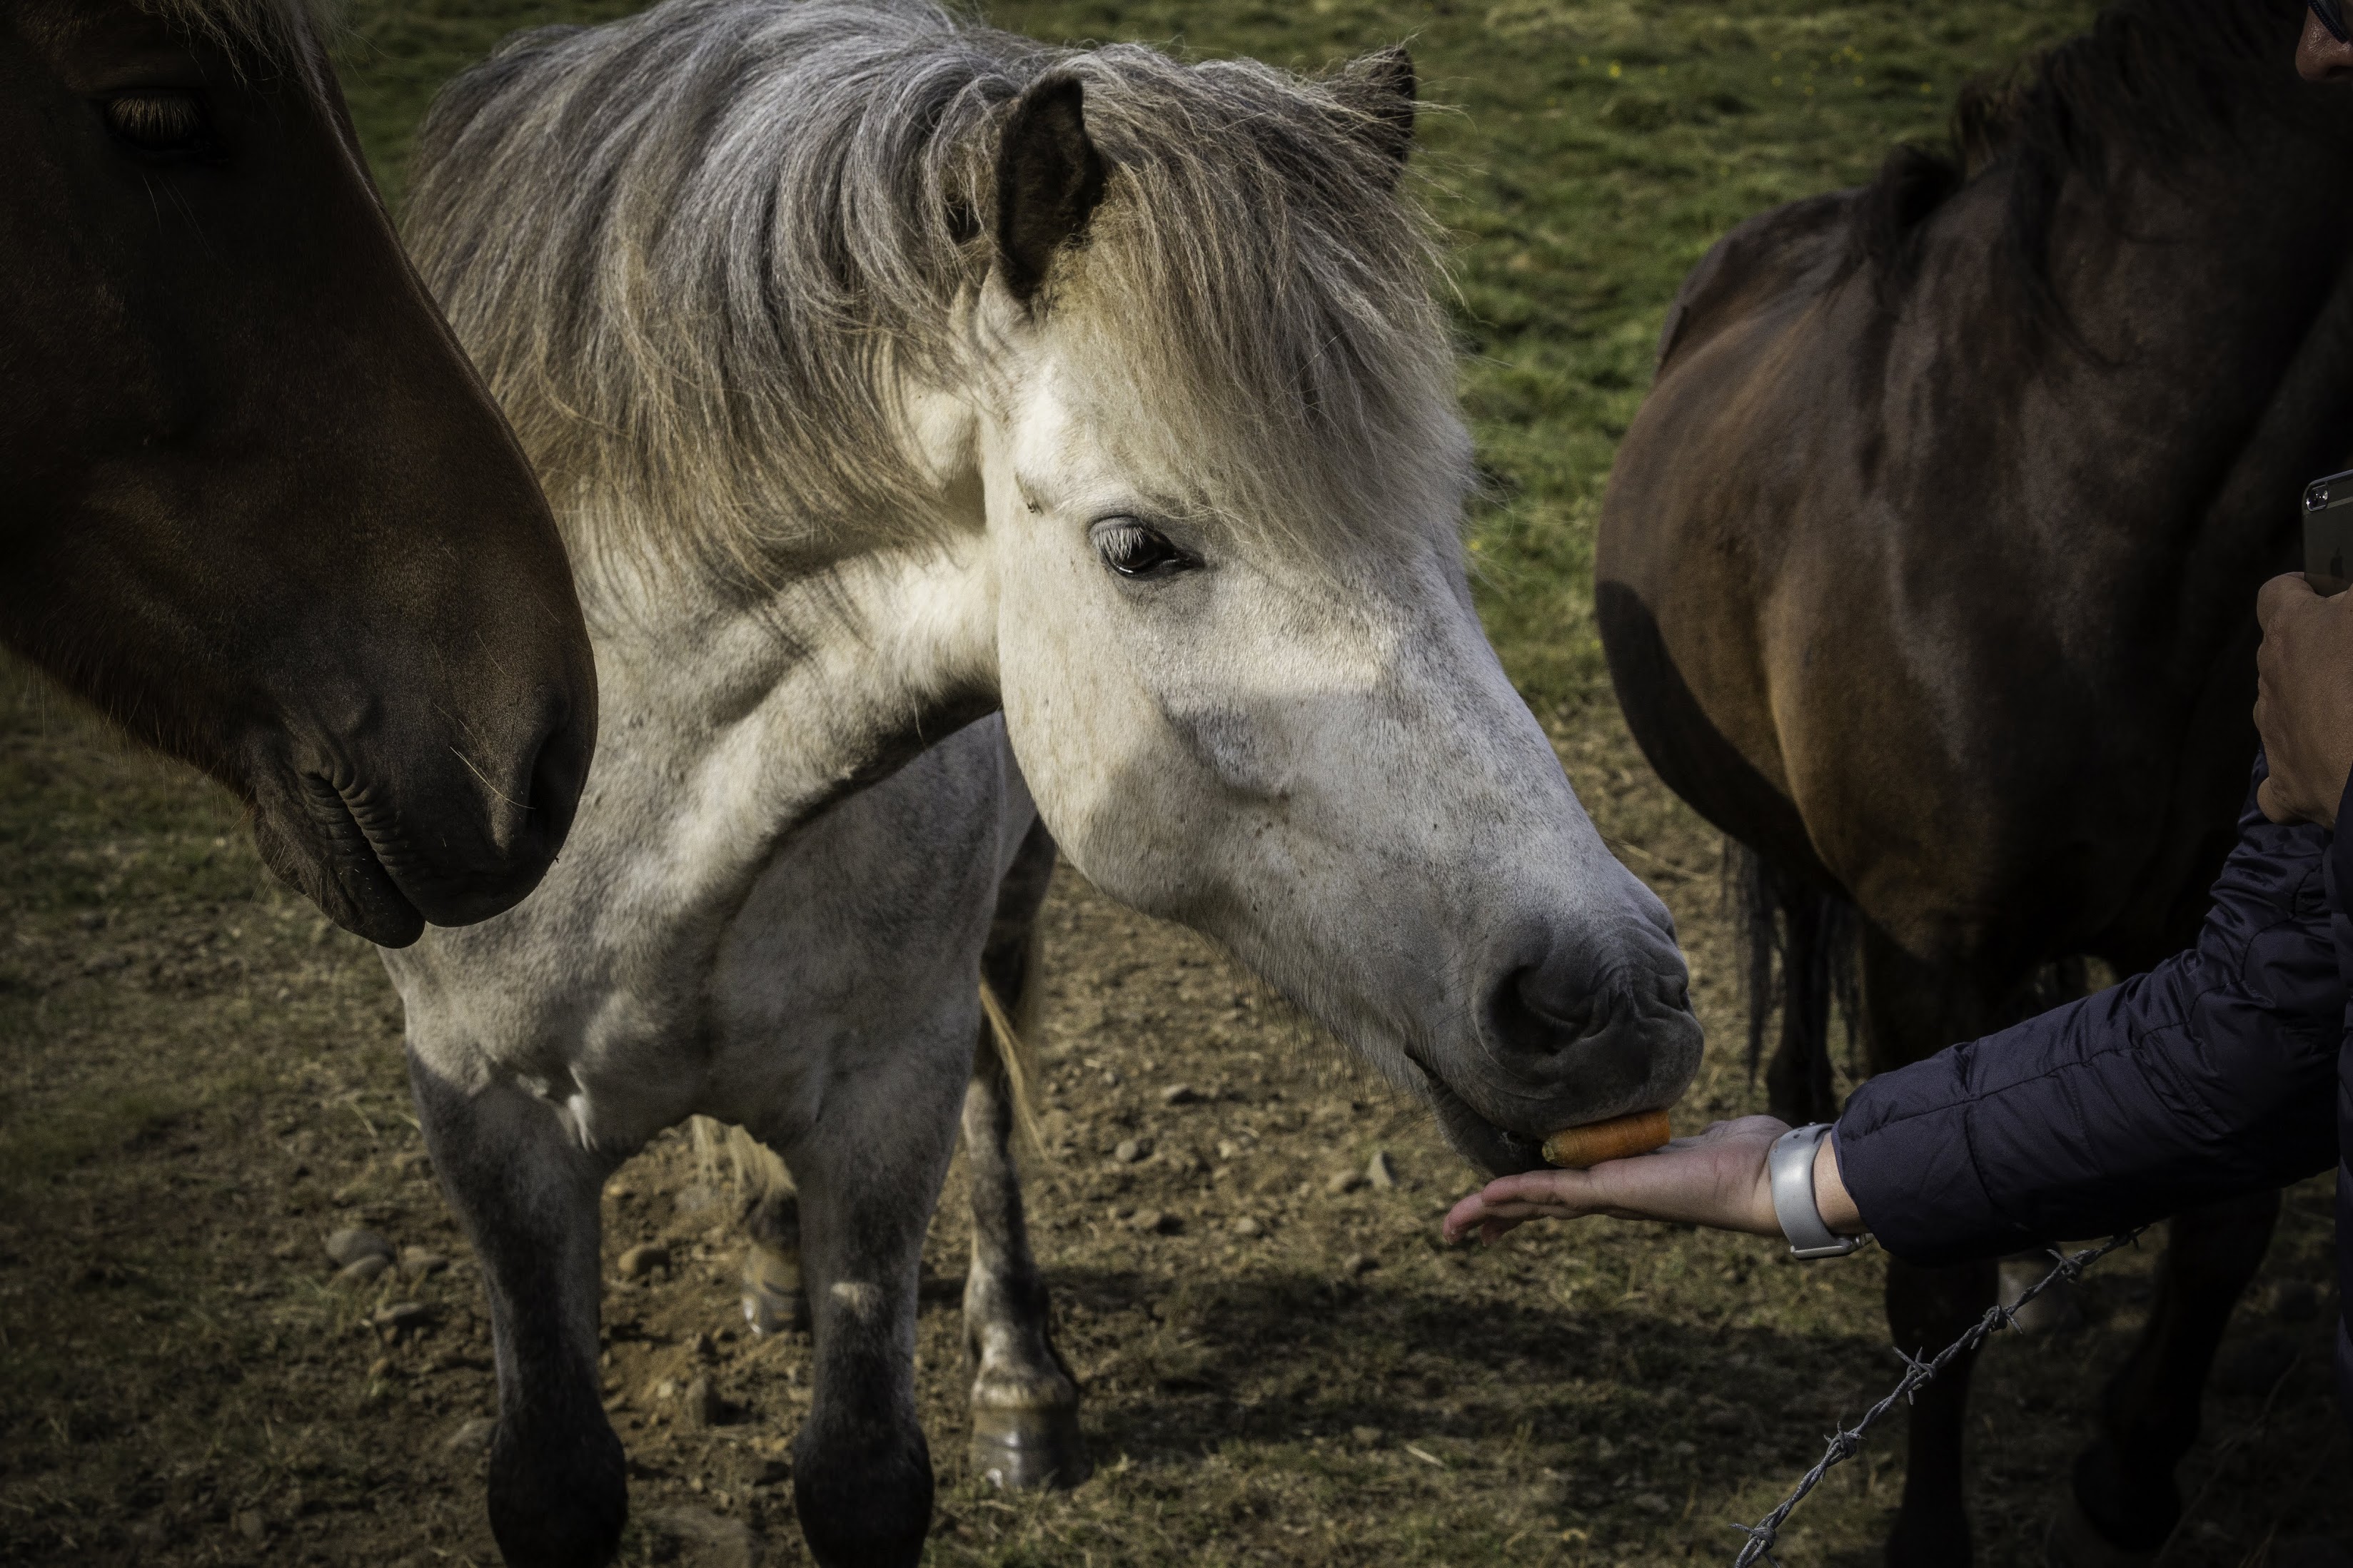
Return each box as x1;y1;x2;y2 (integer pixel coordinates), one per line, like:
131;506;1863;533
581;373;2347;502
1541;1108;1672;1170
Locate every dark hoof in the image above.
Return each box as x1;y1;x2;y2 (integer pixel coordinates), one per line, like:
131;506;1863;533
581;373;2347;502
792;1432;932;1568
740;1246;808;1336
969;1402;1091;1490
487;1415;628;1568
2045;1497;2157;1568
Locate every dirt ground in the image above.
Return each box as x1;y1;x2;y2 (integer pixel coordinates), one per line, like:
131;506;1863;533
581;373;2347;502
1;667;2345;1568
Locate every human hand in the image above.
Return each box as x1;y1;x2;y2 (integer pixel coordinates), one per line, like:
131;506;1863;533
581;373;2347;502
1441;1116;1790;1246
2254;573;2353;829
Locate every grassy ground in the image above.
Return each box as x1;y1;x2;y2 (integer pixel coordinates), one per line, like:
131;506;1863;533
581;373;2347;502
3;1;2348;1566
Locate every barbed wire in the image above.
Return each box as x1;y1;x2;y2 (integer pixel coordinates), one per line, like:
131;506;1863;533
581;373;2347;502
1728;1230;2150;1568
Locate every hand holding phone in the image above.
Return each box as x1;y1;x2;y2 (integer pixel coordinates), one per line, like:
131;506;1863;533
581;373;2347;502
2303;468;2353;595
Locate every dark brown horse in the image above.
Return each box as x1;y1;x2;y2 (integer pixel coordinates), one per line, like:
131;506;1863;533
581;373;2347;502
1;0;596;946
1598;2;2349;1563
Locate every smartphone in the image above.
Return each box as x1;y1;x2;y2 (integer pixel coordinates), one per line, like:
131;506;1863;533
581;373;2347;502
2305;467;2353;595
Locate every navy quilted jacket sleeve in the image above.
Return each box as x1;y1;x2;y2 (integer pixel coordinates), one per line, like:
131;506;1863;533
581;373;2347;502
1835;759;2343;1263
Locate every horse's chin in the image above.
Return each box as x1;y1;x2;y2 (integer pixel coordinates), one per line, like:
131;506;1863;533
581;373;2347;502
1419;1070;1548;1176
248;785;429;949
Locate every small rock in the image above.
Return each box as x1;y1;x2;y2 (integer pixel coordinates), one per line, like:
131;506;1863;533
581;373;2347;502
2274;1280;2322;1322
1216;1138;1242;1160
651;1377;680;1403
1633;1493;1671;1515
618;1243;670;1280
324;1228;393;1268
1159;1084;1201;1106
1349;1425;1384;1448
1112;1138;1149;1164
1230;1216;1263;1238
445;1416;498;1453
1129;1209;1172;1234
399;1247;450;1279
638;1505;758;1568
1699;1402;1744;1434
749;1456;788;1487
1365;1150;1397;1190
233;1510;266;1542
1341;1252;1378;1276
368;1357;393;1381
336;1255;391;1288
1325;1170;1365;1196
681;1375;725;1429
373;1301;432;1337
675;1183;720;1215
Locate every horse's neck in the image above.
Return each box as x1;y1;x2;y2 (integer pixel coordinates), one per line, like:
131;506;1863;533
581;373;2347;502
570;533;997;916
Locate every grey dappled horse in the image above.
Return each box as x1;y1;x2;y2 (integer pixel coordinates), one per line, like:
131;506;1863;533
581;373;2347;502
389;4;1703;1564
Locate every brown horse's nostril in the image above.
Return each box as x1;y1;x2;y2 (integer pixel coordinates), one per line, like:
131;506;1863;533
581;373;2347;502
521;706;590;859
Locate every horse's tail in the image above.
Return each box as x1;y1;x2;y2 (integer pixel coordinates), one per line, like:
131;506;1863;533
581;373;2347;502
690;1116;793;1207
1728;841;1860;1126
977;817;1059;1165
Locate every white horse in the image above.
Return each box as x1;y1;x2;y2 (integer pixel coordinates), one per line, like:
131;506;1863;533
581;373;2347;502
392;3;1703;1564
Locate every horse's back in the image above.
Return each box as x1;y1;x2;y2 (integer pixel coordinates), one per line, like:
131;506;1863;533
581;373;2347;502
1596;186;1870;896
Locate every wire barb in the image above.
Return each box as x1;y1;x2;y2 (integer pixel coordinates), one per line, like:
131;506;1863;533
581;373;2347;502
1728;1231;2145;1567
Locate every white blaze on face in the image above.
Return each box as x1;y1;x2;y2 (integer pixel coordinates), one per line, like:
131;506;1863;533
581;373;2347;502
977;346;1700;1164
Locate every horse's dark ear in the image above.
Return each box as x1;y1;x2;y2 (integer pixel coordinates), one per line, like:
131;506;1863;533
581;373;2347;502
994;74;1107;304
1333;46;1416;175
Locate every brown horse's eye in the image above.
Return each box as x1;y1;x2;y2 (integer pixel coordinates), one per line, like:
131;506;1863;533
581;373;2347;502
101;92;216;155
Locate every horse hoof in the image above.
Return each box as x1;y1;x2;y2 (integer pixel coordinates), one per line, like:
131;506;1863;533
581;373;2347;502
969;1403;1091;1491
2045;1498;2157;1568
740;1249;808;1336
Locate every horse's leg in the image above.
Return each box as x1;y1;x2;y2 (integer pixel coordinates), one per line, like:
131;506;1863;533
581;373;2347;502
732;1128;809;1336
1861;927;2010;1568
963;819;1089;1489
769;1013;974;1568
408;1057;625;1568
1762;861;1840;1126
2058;1189;2282;1564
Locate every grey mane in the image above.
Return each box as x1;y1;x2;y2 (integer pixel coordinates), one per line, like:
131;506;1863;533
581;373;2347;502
403;0;1465;586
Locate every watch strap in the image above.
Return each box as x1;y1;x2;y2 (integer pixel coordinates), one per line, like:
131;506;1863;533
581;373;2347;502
1770;1123;1868;1259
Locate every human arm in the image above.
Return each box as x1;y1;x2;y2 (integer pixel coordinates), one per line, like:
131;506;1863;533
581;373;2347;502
1445;759;2340;1257
1439;1114;1860;1245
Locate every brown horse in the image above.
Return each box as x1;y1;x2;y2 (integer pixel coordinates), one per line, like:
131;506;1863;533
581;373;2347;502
1;0;596;946
1597;1;2349;1563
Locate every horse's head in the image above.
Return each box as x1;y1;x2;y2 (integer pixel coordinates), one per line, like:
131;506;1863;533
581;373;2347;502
0;0;596;947
969;59;1701;1174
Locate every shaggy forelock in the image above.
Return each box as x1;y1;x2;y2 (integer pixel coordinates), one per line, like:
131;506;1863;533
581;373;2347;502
144;0;334;83
403;0;1466;590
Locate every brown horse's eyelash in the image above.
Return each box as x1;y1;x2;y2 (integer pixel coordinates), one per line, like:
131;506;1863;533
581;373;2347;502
103;93;212;153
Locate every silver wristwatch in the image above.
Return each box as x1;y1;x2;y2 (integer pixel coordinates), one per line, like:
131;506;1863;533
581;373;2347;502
1769;1123;1868;1259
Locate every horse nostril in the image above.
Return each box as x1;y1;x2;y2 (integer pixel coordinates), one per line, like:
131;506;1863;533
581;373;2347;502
520;708;590;854
1659;971;1691;1011
1485;961;1602;1058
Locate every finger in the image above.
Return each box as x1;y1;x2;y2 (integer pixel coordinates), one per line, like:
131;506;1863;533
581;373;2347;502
2257;775;2299;826
2259;572;2317;627
1477;1215;1527;1245
1441;1195;1487;1243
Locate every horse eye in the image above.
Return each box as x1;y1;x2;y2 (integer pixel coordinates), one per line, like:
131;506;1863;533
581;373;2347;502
1092;519;1196;580
102;92;216;155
